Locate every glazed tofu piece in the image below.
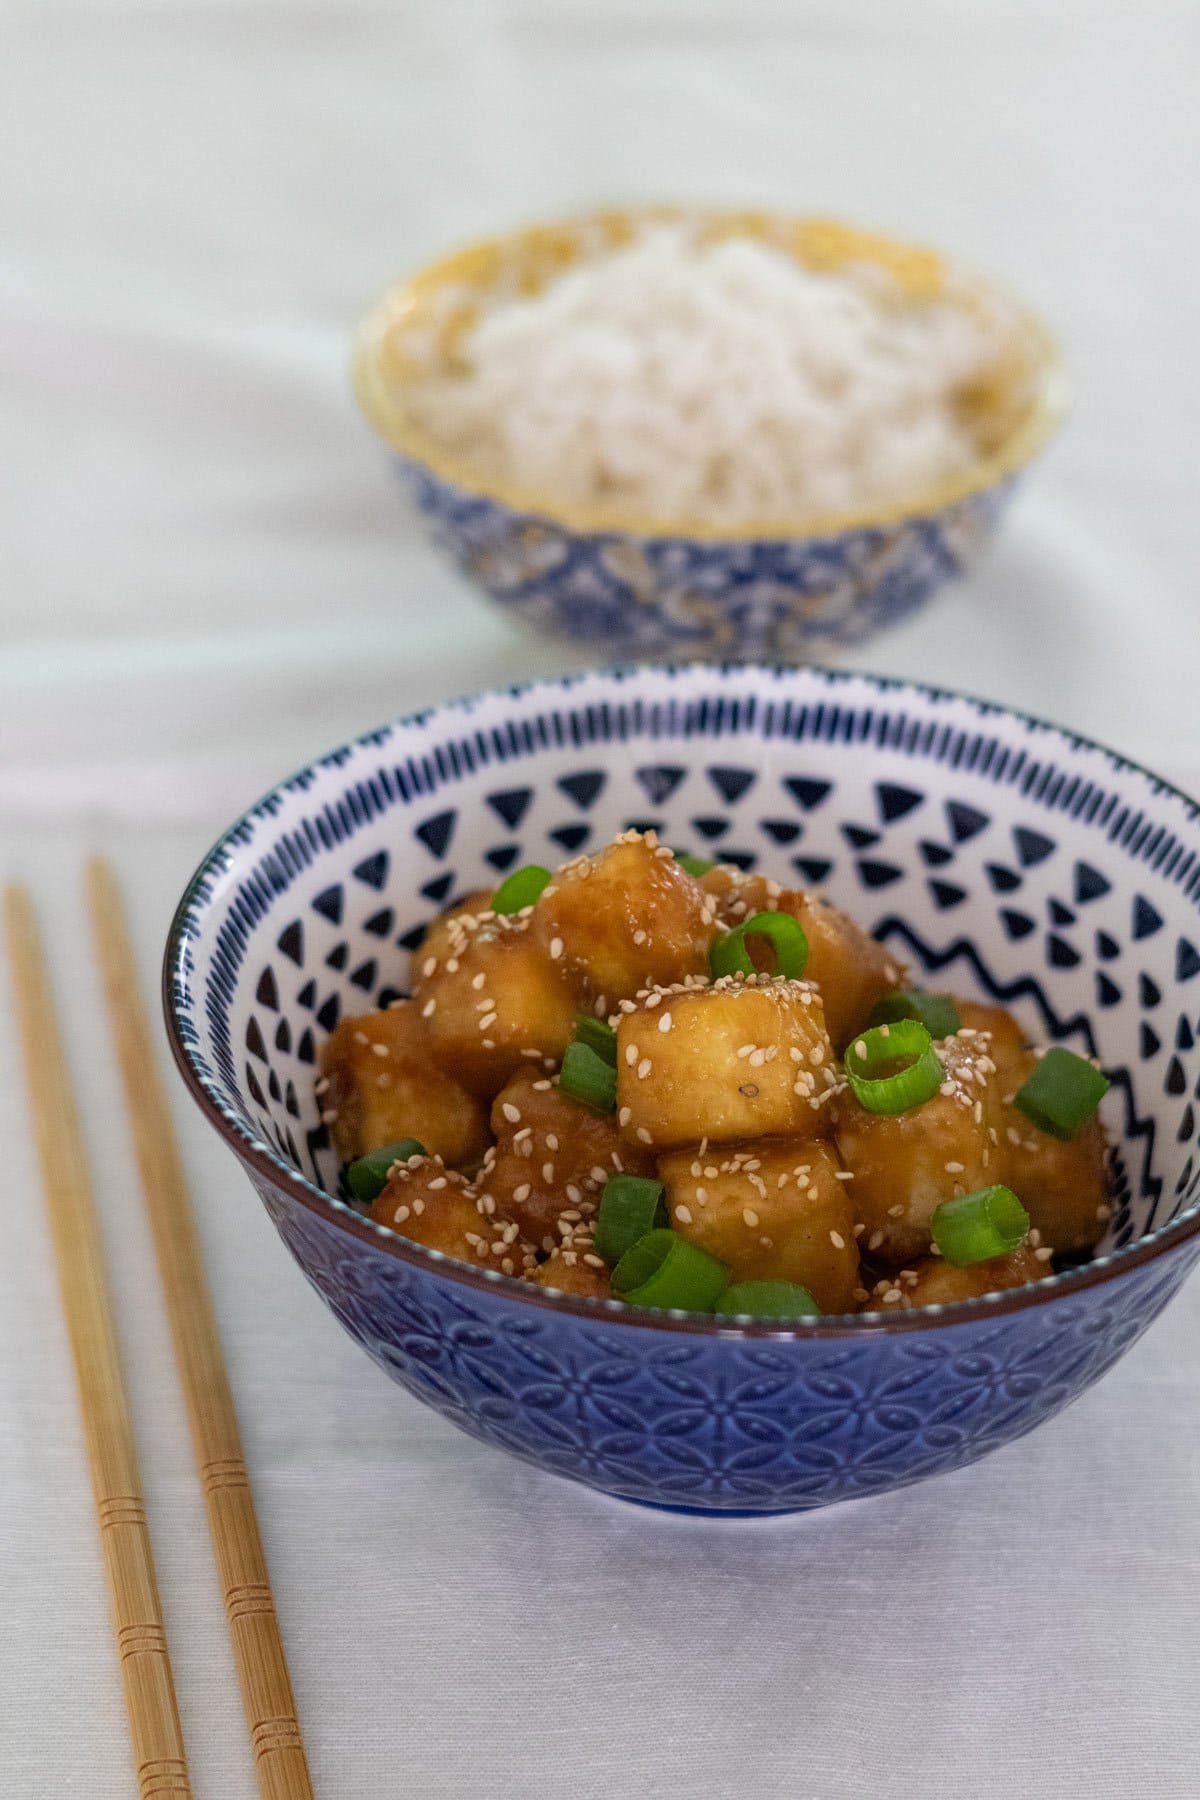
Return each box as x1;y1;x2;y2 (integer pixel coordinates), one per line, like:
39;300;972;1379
532;832;718;1005
834;1029;1004;1266
999;1052;1109;1253
862;1243;1048;1310
615;976;837;1151
368;1155;533;1278
480;1066;655;1249
319;1001;490;1168
955;999;1029;1087
701;867;903;1047
532;1247;613;1299
657;1138;859;1312
412;908;582;1097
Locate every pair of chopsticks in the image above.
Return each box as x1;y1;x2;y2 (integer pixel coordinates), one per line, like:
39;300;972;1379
5;863;313;1800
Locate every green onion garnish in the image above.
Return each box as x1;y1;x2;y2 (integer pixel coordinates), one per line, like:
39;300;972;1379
709;911;809;981
930;1185;1030;1266
594;1175;667;1265
868;989;960;1039
573;1014;618;1067
491;864;552;914
844;1019;943;1115
673;850;716;878
1014;1047;1110;1140
611;1229;729;1312
715;1280;821;1320
347;1138;427;1204
559;1040;617;1113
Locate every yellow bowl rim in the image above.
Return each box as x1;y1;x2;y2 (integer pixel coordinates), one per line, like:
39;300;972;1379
352;205;1067;544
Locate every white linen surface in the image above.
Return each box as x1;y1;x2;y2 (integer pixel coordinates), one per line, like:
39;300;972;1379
1;5;1198;1797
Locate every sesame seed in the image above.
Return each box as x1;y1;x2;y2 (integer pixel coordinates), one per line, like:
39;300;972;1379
513;1184;531;1203
743;1208;760;1228
829;1230;846;1250
635;1127;653;1144
658;1012;672;1033
625;1044;639;1067
513;1126;532;1142
868;1230;884;1250
352;1031;368;1046
944;1161;965;1174
833;1170;855;1181
393;1205;411;1224
502;1103;522;1124
618;1106;632;1127
590;1166;609;1184
674;1205;693;1224
1035;1246;1054;1261
471;972;486;990
479;1012;498;1031
320;1108;338;1125
565;1184;582;1204
421;998;437;1018
546;1133;559;1151
542;1163;555;1183
427;1175;447;1191
549;937;564;960
411;1198;425;1216
887;1204;905;1218
421;956;437;978
637;1058;652;1080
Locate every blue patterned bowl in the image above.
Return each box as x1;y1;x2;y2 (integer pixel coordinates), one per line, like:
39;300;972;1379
165;666;1200;1514
353;207;1064;658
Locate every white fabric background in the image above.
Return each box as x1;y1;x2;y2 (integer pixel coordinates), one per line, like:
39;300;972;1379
1;4;1198;1796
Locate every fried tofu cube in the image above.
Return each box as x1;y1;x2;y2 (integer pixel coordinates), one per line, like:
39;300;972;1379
955;999;1028;1087
862;1244;1048;1310
368;1156;533;1277
412;910;582;1097
532;833;718;1004
658;1138;859;1312
999;1053;1109;1253
480;1067;655;1248
701;868;903;1047
531;1248;613;1299
319;1001;490;1168
615;976;837;1150
834;1029;1004;1266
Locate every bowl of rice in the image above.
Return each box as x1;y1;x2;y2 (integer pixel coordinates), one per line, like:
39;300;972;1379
354;206;1064;658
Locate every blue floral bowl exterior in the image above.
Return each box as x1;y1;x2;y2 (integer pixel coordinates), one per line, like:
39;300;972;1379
353;207;1063;659
165;666;1200;1514
392;460;1021;659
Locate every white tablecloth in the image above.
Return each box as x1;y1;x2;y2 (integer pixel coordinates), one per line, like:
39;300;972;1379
2;5;1198;1797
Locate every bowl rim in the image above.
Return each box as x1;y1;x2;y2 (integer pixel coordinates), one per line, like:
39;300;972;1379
351;202;1068;543
163;662;1200;1341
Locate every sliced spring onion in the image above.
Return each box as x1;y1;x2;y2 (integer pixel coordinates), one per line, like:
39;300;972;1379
709;911;809;981
1014;1047;1110;1140
594;1175;666;1265
573;1014;618;1067
491;864;552;915
347;1138;427;1204
611;1229;729;1312
868;989;961;1040
931;1185;1030;1266
673;850;716;878
844;1019;943;1115
715;1280;821;1320
559;1040;617;1112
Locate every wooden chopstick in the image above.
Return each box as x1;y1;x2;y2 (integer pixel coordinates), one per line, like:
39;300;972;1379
3;884;193;1800
86;858;314;1800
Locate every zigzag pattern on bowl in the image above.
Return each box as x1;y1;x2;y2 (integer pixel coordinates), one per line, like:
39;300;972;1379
166;666;1200;1511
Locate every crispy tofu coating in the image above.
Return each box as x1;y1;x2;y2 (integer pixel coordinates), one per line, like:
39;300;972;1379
615;975;838;1151
411;907;582;1097
862;1244;1049;1310
323;831;1113;1316
319;1001;490;1168
532;1248;613;1299
999;1052;1110;1253
702;866;903;1046
955;999;1028;1086
481;1067;654;1249
834;1029;1004;1266
658;1138;859;1311
368;1155;533;1277
532;833;718;1004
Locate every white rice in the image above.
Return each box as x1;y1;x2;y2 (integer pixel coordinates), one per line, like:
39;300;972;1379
402;224;1027;526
